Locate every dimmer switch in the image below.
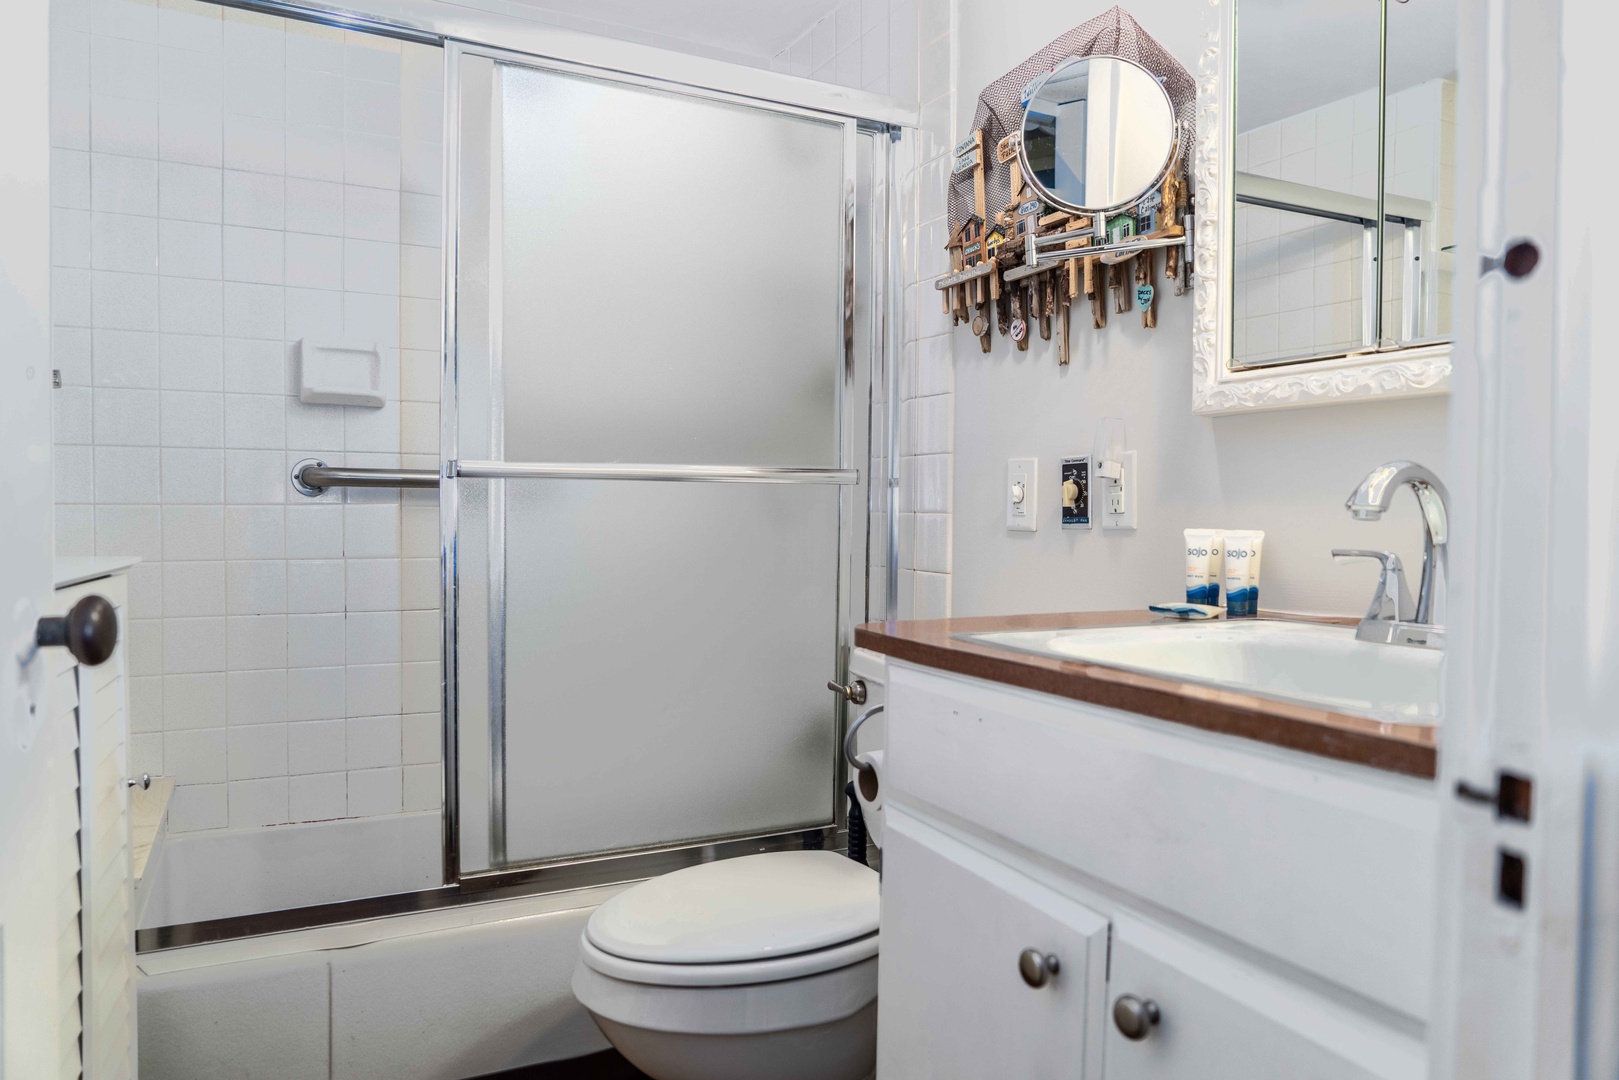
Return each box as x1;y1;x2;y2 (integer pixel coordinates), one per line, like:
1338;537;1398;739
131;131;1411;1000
1007;457;1037;531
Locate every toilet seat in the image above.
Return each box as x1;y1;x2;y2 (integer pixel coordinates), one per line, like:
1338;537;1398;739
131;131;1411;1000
579;929;878;987
585;849;879;968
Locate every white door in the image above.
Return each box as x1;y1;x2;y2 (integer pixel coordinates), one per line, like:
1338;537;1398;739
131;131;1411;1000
1430;0;1619;1075
0;1;79;1077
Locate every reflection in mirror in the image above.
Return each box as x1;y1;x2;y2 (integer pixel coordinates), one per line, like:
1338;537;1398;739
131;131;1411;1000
1383;0;1458;347
1019;56;1177;214
1231;0;1381;367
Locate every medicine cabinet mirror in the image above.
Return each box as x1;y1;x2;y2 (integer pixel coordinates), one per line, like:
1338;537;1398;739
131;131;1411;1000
1192;0;1456;415
1019;55;1178;215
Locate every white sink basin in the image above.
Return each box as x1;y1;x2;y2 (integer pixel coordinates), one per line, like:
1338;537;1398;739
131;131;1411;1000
962;619;1442;725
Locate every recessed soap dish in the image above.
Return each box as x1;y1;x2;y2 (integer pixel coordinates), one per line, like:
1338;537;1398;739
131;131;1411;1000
297;339;384;408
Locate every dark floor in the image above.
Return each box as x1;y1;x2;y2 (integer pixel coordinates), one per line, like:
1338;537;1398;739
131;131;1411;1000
473;1049;652;1079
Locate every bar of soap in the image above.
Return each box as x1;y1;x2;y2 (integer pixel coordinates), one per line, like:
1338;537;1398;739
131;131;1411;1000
1148;602;1225;620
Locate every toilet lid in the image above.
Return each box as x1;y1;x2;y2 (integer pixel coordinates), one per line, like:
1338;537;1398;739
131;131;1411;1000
586;850;879;965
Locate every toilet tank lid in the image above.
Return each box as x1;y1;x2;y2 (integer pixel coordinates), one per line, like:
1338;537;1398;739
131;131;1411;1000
586;850;879;965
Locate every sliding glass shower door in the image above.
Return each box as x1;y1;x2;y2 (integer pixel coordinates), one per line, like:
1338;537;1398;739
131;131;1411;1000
448;46;882;876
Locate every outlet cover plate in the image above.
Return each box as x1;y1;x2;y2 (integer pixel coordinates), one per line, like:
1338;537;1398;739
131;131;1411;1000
1101;450;1137;530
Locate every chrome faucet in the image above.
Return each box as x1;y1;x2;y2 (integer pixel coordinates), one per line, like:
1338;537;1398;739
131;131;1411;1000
1334;461;1448;649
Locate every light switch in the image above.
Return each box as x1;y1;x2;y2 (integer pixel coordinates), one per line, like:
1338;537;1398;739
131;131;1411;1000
1007;457;1037;531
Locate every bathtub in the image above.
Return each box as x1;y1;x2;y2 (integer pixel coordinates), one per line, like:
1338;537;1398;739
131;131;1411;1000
139;811;444;929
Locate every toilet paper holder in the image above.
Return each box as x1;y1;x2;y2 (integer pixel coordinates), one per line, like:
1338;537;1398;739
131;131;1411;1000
843;704;884;773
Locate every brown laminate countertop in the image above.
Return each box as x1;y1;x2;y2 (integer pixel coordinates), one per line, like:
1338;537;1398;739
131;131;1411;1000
855;610;1438;779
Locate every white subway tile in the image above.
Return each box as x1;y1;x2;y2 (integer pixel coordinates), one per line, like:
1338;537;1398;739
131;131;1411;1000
224;504;285;558
158;100;223;167
54;208;92;270
287;23;345;74
285;233;343;290
288;718;345;774
227;559;286;614
160;334;224;391
91;212;158;274
284;505;344;559
224;336;288;395
54;268;94;328
399;191;438;247
289;771;347;820
399;557;435;611
346;663;400;716
228;668;287;725
160;389;224;447
227;613;287;669
158;0;221;53
344;78;401;138
342;503;398;558
342;238;398;295
286;122;346;182
343;184;399;242
287;611;345;666
223;225;284;284
286;664;345;721
228;722;287;779
162;504;224;560
92;94;160;158
401;711;439;764
166;727;228;783
96;444;162;502
130;732;163;775
159;275;223;334
343;399;398;453
346;610;400;665
344;132;399;189
285;177;344;235
229;776;289;827
56;446;94;504
90;153;159;216
128;559;163;613
158;219;222;280
160;446;224;503
401;610;438;664
223;113;284;174
400;138;439;196
224;448;286;503
56;504;95;555
163;560;226;617
347;766;401;817
224;392;285;449
94;270;162;331
94;386;160;445
222;281;283;340
95;504;163;559
55;386;93;446
401;764;440;811
345;714;400;769
167;782;227;831
225;59;285;122
401;660;437;714
287;69;345;128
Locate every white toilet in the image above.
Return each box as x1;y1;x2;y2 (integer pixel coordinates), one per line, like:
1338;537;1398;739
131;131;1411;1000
572;849;880;1080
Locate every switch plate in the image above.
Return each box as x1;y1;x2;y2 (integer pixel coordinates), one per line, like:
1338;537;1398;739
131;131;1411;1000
1061;457;1091;529
1101;450;1137;530
1007;457;1037;531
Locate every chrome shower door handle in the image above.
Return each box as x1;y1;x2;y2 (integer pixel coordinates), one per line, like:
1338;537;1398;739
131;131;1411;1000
827;679;867;705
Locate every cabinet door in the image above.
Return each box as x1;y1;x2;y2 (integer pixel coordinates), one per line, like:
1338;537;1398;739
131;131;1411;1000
878;811;1109;1080
1103;917;1425;1080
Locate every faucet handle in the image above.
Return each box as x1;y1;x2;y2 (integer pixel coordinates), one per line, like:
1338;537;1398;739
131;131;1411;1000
1332;549;1415;624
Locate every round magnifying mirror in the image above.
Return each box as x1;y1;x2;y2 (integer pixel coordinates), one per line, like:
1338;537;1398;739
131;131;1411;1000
1018;55;1177;215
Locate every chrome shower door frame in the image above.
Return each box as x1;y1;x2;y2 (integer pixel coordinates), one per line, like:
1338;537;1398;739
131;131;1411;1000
441;40;894;892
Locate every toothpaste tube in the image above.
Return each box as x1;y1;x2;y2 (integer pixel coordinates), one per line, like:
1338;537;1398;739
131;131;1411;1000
1222;530;1265;618
1184;529;1224;608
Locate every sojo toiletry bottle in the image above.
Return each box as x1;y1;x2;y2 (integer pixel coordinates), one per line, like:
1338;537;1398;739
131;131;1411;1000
1223;531;1265;618
1184;529;1223;607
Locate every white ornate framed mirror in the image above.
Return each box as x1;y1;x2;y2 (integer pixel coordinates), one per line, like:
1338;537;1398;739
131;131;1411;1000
1192;0;1455;415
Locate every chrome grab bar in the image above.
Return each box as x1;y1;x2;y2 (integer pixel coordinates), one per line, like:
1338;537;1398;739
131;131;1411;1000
291;459;440;496
454;461;859;485
843;704;883;773
292;459;859;497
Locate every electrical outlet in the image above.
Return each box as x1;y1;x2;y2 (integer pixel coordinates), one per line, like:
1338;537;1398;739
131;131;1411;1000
1101;450;1137;530
1007;457;1037;531
1061;457;1091;529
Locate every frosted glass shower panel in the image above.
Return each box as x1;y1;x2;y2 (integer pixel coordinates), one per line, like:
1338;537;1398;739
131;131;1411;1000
500;479;840;862
498;65;847;466
454;54;861;870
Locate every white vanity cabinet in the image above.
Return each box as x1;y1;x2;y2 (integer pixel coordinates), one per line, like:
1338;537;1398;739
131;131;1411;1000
874;661;1436;1080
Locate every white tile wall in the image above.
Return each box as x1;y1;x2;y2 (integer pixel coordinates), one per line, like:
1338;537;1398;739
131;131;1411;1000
774;0;951;619
52;0;443;835
1233;78;1455;364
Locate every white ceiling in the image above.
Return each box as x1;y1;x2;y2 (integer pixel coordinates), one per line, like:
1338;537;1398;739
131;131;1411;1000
1237;0;1457;129
501;0;845;62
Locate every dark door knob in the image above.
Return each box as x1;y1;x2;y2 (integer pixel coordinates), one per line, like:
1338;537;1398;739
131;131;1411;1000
1113;994;1161;1040
36;595;119;667
1481;240;1540;280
